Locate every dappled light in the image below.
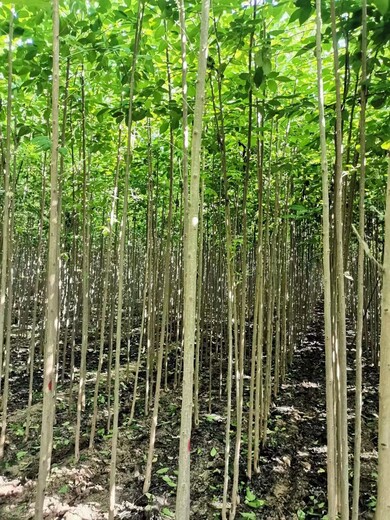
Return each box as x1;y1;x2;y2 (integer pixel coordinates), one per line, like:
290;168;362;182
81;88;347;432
0;0;388;519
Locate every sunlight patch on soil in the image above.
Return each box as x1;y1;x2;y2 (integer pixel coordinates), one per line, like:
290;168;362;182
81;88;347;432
0;476;25;499
0;475;106;520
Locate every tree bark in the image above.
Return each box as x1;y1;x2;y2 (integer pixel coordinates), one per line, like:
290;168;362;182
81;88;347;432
175;0;210;516
376;157;390;519
34;0;60;516
315;0;337;516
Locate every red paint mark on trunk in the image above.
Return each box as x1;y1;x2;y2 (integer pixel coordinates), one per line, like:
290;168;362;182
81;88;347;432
188;439;191;452
48;380;52;391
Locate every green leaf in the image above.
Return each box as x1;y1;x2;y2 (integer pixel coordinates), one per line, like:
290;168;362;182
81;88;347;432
299;7;313;25
263;58;272;76
160;121;169;134
34;10;45;24
372;0;389;15
156;467;169;475
254;67;264;88
240;513;256;519
12;0;50;10
18;125;31;138
14;26;25;36
162;475;177;488
290;203;308;214
132;109;148;122
295;40;316;57
16;450;27;460
25;45;39;60
381;140;390;151
244;488;266;509
278;75;293;82
162;508;175;518
289;9;301;24
296;0;312;8
210;447;217;457
246;498;266;508
97;0;111;13
290;1;314;25
371;96;386;109
58;484;69;494
245;488;256;502
171;113;181;130
31;136;51;152
267;79;277;93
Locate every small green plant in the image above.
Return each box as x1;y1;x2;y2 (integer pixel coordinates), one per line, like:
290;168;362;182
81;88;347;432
156;468;177;490
10;423;25;437
100;449;110;457
16;450;27;461
168;403;177;414
307;495;325;516
97;427;105;438
367;495;377;511
53;436;70;450
298;494;327;518
162;475;177;488
244;488;266;509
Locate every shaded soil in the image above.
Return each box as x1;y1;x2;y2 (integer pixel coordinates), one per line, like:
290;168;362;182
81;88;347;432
248;310;378;519
0;308;379;519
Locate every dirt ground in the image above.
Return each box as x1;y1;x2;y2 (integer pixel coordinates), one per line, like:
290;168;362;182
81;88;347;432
0;308;379;519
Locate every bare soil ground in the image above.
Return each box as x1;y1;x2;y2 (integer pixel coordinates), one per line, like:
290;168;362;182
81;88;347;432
0;308;379;519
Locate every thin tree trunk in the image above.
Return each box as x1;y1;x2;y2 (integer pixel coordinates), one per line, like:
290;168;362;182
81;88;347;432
108;2;144;517
142;160;173;492
75;66;90;462
175;0;210;515
352;1;367;517
0;154;15;457
253;101;265;473
194;179;204;425
25;163;46;440
315;1;337;516
89;127;121;449
34;0;60;516
376;157;390;519
0;10;13;398
330;1;349;516
130;127;153;421
143;39;175;491
210;35;235;516
230;16;254;513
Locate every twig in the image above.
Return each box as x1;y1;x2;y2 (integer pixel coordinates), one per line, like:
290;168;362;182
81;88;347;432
352;223;383;272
